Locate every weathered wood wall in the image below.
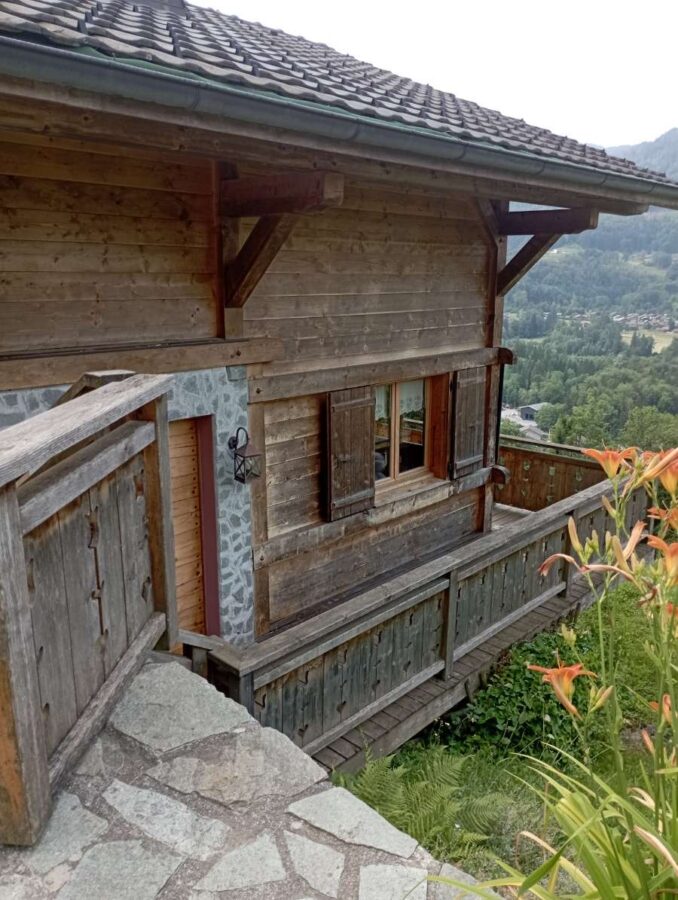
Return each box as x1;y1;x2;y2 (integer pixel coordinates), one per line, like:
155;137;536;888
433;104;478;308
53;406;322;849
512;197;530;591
496;439;604;510
0;137;218;354
244;182;493;634
243;181;488;362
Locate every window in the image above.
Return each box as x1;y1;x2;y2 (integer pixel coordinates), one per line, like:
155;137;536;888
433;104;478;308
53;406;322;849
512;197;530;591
374;379;429;481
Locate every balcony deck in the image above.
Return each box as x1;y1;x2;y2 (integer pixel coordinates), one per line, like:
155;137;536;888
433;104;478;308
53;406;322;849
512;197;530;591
314;570;592;772
182;437;641;772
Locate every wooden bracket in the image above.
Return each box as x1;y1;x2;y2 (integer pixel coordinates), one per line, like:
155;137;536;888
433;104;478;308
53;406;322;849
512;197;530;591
221;172;345;310
497;207;598;236
224;214;298;310
497;233;561;295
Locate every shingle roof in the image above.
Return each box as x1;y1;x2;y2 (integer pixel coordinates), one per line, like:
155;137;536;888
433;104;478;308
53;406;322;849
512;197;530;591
0;0;674;186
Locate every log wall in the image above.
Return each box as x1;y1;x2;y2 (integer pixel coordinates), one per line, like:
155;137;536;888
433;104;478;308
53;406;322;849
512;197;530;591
0;138;219;354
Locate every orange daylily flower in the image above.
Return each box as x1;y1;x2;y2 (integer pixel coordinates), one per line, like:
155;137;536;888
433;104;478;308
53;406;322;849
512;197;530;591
641;729;654;755
650;693;672;726
582;447;635;479
648;506;678;531
527;660;596;718
659;458;678;499
637;447;678;489
647;536;678;586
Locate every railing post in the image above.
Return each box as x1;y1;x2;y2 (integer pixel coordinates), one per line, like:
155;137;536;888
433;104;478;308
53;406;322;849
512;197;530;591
0;483;51;845
442;571;458;680
137;394;178;651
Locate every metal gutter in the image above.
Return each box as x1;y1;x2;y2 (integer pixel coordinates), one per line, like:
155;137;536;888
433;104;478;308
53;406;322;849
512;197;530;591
2;34;678;209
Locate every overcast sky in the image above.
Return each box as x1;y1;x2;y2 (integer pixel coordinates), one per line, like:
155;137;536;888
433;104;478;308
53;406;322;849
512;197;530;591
190;0;675;148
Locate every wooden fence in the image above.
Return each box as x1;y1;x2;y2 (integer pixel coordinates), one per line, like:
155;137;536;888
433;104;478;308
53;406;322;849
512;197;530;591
0;374;176;845
183;478;646;756
495;435;604;510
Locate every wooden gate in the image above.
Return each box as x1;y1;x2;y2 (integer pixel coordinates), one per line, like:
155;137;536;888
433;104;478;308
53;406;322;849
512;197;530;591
0;374;177;845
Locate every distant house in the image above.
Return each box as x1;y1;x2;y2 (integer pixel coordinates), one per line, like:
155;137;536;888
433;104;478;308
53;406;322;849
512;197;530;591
520;403;549;422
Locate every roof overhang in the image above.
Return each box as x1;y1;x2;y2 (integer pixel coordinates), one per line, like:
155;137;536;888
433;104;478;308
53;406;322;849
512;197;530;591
1;34;677;212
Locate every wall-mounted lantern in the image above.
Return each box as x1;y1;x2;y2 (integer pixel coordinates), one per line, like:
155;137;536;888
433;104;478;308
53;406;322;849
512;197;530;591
228;426;262;484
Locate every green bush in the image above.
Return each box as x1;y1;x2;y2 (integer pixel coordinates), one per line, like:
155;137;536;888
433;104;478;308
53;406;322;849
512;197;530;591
435;583;653;760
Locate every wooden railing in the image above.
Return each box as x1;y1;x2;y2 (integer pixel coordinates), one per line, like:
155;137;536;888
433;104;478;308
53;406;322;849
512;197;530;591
183;478;645;757
496;435;604;511
0;374;176;845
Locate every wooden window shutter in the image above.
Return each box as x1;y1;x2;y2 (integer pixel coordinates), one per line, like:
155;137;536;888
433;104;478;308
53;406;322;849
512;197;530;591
450;367;487;479
325;386;376;521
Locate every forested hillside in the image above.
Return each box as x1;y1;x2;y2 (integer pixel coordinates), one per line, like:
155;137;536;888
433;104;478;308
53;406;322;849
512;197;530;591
503;130;678;449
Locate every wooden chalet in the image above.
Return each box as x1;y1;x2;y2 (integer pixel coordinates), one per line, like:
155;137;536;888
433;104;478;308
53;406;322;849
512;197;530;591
1;0;677;844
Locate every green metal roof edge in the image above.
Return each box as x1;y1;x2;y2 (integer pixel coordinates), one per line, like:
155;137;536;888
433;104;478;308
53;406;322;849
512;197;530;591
2;33;678;207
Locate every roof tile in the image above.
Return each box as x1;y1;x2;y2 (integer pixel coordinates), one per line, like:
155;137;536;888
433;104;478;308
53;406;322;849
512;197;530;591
0;0;674;185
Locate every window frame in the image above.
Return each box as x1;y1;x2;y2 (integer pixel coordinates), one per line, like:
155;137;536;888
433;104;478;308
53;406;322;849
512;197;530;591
375;378;432;486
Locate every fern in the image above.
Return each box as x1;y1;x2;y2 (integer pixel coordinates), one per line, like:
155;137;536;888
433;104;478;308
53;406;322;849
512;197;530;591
336;745;508;863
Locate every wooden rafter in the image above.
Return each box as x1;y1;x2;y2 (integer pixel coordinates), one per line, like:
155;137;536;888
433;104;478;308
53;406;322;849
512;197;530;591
497;207;599;235
221;171;344;217
497;233;561;295
221;171;345;309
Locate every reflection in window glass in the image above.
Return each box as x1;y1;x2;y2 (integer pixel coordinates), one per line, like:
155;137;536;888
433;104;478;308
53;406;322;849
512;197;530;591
399;380;426;473
374;384;391;479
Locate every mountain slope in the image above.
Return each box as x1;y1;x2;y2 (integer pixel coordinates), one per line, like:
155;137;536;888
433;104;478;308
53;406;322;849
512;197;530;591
506;129;678;323
608;129;678;181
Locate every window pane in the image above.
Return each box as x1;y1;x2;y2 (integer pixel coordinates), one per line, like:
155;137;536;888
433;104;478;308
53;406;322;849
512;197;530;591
399;380;426;473
374;384;391;479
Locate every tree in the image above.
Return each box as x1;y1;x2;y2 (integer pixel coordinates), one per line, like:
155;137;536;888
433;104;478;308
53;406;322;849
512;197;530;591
622;406;678;450
499;419;522;437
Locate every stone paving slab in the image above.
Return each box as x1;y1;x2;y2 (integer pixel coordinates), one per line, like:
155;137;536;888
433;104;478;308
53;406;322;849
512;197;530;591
0;662;491;899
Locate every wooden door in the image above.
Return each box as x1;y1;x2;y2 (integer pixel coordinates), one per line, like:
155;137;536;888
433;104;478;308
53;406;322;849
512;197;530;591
168;418;219;635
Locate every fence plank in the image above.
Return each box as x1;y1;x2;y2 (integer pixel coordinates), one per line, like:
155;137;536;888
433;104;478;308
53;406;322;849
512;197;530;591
58;493;105;715
24;517;78;755
116;455;154;644
0;484;50;845
90;473;129;675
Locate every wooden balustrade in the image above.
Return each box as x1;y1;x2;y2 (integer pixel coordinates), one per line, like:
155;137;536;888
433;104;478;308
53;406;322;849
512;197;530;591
182;477;646;757
0;374;176;845
496;435;604;511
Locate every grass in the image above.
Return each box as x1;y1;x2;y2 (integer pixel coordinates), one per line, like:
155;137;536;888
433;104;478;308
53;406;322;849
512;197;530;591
621;328;674;352
339;584;656;881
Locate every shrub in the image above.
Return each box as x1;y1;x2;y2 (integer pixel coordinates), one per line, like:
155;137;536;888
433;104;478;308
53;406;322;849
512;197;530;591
336;746;507;863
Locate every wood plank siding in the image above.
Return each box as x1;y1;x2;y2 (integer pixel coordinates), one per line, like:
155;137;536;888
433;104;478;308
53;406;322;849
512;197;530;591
243;182;489;364
0;139;219;354
247;182;493;634
169;419;207;635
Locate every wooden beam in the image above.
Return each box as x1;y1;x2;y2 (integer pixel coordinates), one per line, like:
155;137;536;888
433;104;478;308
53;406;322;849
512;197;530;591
0;339;284;391
497;207;599;235
497;233;561;295
224;214;298;309
221;172;344;217
19;421;155;535
0;374;172;488
49;613;165;790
